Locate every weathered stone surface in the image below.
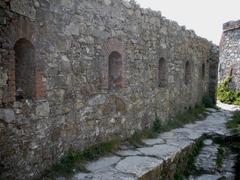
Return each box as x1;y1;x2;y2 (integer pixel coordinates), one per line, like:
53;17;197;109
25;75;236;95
203;139;213;146
35;101;50;117
74;168;136;180
115;149;142;157
142;137;165;146
219;19;240;91
189;174;222;180
10;0;36;19
195;144;219;173
0;0;219;179
189;137;237;180
138;144;179;161
115;156;162;177
0;109;15;123
86;156;121;172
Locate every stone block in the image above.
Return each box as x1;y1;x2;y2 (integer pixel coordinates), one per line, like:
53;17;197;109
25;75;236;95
35;101;49;117
0;108;15;123
10;0;36;19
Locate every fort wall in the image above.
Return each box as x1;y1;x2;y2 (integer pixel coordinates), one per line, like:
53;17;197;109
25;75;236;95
0;0;218;179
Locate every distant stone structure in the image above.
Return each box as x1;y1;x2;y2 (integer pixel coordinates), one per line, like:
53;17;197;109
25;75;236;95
219;20;240;90
0;0;218;179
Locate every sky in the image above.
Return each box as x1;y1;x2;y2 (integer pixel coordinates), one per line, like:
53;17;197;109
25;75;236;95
135;0;240;45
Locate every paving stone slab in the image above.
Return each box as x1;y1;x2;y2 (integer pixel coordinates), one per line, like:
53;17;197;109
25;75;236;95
115;149;142;157
189;174;222;180
115;156;163;177
86;156;121;172
137;144;179;161
142;137;165;146
74;168;136;180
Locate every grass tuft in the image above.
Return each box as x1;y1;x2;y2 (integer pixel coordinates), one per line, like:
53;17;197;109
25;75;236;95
43;139;120;178
226;111;240;134
128;104;207;147
216;146;227;168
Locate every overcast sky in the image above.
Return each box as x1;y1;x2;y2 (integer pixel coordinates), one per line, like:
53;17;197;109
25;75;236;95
135;0;240;45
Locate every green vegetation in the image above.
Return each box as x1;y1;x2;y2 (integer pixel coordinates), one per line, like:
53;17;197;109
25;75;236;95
174;139;204;179
166;105;206;130
127;129;157;148
152;115;162;133
226;111;240;134
128;104;207;147
217;77;240;105
226;111;240;179
216;146;227;168
43;140;121;177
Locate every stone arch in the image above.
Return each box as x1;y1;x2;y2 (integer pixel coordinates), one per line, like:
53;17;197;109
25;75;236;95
201;63;205;80
158;57;167;87
102;38;125;90
185;61;191;85
108;51;123;90
14;38;36;100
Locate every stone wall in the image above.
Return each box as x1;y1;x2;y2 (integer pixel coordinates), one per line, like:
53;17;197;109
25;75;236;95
0;0;218;179
219;20;240;90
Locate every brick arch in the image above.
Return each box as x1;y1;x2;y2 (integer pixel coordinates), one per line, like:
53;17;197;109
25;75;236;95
9;38;45;102
9;16;36;48
102;38;126;90
2;17;40;104
14;38;36;100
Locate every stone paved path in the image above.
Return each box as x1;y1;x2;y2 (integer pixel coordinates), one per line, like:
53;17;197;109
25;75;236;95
189;138;237;180
71;103;239;180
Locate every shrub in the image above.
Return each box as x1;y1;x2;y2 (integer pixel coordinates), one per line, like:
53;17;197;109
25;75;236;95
152;116;162;133
217;76;240;105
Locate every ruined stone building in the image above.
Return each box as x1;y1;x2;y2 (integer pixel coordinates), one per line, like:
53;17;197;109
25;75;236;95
219;20;240;91
0;0;218;179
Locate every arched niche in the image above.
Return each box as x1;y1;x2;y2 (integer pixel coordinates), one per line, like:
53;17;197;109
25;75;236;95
102;38;125;90
158;57;167;87
108;51;123;90
14;38;36;100
202;63;205;80
185;61;191;85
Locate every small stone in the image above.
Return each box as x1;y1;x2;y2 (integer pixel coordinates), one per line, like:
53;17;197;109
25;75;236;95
203;139;213;146
110;118;115;123
115;149;142;156
0;109;15;123
143;138;165;146
104;0;111;6
33;0;40;8
35;101;50;117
